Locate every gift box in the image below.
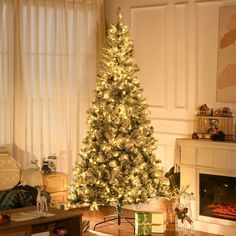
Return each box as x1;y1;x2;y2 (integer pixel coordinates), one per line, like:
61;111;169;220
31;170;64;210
152;211;166;233
135;212;152;235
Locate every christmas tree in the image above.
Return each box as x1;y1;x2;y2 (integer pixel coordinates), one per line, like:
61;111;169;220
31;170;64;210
69;9;169;211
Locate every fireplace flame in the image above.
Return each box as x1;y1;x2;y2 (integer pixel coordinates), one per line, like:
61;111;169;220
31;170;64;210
207;203;236;220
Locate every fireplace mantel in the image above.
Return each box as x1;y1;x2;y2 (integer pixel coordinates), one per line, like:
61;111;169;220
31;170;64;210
175;138;236;236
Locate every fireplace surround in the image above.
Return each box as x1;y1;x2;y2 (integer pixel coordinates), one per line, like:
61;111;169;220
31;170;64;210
175;139;236;236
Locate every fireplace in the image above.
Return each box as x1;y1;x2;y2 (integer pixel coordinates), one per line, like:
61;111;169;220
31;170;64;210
175;138;236;236
199;173;236;221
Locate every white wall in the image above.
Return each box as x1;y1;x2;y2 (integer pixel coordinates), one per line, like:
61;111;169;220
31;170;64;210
105;0;236;172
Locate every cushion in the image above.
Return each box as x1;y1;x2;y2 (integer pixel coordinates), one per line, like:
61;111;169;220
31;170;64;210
0;187;33;210
0;154;21;191
0;185;50;211
21;168;42;187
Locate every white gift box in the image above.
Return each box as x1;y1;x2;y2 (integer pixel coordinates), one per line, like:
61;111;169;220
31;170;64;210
152;223;166;233
151;211;166;233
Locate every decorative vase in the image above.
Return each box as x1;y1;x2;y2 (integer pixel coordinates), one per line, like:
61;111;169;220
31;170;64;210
175;217;184;231
174;202;194;233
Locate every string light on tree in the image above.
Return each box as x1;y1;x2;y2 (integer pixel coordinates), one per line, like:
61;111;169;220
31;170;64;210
69;8;169;211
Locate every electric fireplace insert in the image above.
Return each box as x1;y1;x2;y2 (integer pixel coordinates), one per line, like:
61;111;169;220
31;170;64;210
200;173;236;221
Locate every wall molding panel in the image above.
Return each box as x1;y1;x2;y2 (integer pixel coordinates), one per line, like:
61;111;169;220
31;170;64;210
174;3;188;109
152;118;193;135
105;0;236;171
130;5;168;109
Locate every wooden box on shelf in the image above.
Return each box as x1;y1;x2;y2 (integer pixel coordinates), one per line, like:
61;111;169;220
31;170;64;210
42;172;68;207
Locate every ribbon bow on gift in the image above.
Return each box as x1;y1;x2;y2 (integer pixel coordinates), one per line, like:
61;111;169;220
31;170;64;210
139;212;152;235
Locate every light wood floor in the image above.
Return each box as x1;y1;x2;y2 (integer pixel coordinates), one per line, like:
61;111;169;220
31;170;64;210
81;206;222;236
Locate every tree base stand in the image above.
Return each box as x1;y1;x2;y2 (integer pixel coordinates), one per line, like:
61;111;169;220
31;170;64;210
93;205;135;232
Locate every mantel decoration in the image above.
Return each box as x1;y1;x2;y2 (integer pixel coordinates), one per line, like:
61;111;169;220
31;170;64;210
68;7;169;231
193;104;234;141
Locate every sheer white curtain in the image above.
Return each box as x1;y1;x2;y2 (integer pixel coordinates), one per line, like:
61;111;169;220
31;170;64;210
0;1;14;146
0;0;104;178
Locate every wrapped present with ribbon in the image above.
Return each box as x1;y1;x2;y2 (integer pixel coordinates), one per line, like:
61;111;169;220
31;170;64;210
152;211;167;233
135;212;152;235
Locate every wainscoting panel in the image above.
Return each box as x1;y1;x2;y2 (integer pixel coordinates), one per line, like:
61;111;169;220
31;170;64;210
195;0;222;105
127;2;196;171
130;3;196;120
105;0;236;172
152;118;193;135
130;5;167;109
156;133;189;172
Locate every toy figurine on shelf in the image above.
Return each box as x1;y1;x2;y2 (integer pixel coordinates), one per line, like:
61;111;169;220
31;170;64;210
41;159;52;174
192;132;199;140
41;155;57;173
48;155;57;173
214;107;232;117
197;104;211;116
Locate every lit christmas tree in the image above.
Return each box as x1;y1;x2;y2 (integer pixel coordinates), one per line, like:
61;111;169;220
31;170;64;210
69;9;169;212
